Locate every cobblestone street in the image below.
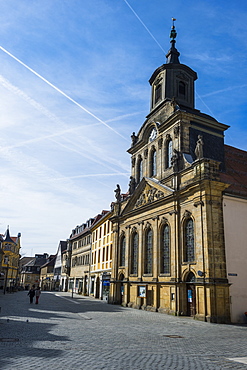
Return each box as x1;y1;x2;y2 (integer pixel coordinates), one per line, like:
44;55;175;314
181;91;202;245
0;291;247;369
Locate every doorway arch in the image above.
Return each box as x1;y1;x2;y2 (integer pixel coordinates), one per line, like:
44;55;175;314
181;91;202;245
186;271;196;316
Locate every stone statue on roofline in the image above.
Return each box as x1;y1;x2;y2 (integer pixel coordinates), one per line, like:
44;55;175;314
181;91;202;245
114;184;121;203
131;132;137;146
195;135;204;159
171;148;179;172
128;176;136;195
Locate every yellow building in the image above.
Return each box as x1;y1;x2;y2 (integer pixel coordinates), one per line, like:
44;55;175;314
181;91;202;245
0;228;21;292
90;211;113;300
109;24;244;323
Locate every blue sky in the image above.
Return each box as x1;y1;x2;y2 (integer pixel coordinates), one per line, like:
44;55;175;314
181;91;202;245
0;0;246;256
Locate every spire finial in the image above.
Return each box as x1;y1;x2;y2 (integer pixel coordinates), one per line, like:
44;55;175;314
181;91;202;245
166;18;180;64
170;18;177;41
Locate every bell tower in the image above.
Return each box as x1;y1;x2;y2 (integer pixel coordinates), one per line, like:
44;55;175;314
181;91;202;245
149;19;197;112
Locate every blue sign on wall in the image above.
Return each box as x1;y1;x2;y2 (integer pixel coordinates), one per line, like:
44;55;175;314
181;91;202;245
187;289;192;302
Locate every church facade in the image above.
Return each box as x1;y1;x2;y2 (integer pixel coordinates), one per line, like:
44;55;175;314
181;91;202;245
109;24;241;323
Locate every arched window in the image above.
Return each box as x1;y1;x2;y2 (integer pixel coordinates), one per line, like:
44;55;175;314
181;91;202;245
137;157;143;184
165;139;173;168
144;229;153;274
179;81;186;96
184;218;195;262
155;83;162;104
160;224;170;274
120;236;126;267
186;271;196;282
130;232;138;275
150;149;157;177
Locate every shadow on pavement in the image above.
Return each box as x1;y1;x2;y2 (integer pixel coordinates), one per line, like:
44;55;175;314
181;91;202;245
0;290;125;368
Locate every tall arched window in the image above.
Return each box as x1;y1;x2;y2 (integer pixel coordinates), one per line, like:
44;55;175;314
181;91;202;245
144;229;153;274
137;157;143;184
184;218;195;262
120;236;126;267
165;139;173;168
150;149;157;177
160;224;170;274
130;232;138;275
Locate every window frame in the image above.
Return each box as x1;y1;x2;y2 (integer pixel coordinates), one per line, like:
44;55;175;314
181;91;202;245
130;232;138;275
119;235;126;267
160;223;170;275
165;139;173;169
144;228;153;275
150;148;157;177
184;218;195;263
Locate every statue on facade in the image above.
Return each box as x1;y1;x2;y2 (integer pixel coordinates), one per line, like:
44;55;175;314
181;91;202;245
171;97;180;111
195;135;204;159
171;149;179;172
131;132;138;146
114;184;121;202
128;176;136;195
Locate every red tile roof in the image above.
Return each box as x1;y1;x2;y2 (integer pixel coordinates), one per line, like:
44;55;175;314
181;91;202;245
220;145;247;197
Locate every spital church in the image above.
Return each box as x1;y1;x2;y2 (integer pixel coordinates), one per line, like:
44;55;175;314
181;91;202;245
109;23;247;323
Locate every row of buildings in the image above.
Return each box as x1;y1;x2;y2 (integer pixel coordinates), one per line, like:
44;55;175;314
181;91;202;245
19;211;113;302
5;24;247;324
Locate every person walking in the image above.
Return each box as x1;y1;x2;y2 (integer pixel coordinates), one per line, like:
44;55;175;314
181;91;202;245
35;286;41;304
27;285;35;304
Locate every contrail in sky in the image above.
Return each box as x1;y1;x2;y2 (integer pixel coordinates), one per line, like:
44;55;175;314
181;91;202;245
0;46;128;141
55;172;129;180
123;0;166;54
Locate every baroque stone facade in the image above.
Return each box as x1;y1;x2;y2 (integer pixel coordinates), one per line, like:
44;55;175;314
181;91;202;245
109;25;233;323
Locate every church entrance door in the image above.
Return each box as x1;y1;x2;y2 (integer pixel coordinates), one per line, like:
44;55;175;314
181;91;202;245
186;272;196;316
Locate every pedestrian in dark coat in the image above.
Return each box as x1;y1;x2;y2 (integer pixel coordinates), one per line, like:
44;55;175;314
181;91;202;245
35;287;41;304
28;286;35;304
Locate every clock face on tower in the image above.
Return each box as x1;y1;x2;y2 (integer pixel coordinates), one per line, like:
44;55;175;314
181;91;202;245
149;128;157;142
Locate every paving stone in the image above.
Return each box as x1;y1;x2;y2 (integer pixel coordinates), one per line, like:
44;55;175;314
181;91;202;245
0;291;247;369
